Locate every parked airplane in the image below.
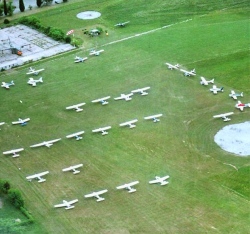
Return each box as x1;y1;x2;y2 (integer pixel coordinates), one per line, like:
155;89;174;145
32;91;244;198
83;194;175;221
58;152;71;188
30;138;61;148
210;85;224;94
66;103;86;112
180;68;196;76
165;63;180;70
0;122;5;129
144;114;163;123
66;131;85;140
3;148;24;158
89;49;104;56
116;181;139;193
149;175;170;186
92;126;111;135
26;67;44;75
27;77;43;87
84;189;108;202
131;87;150;96
200;77;214;86
114;21;130;27
1;80;14;89
12;118;30;126
26;171;49;183
235;101;250;111
213;112;234;122
229;90;243;100
114;93;133;101
74;56;88;63
54;199;78;210
92;96;111;105
62;164;83;174
119;119;138;129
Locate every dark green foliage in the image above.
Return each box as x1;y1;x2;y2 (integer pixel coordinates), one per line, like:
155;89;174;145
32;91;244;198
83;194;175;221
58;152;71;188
3;0;7;15
48;28;65;41
8;189;24;209
3;18;10;24
65;36;71;43
0;218;25;234
36;0;42;7
0;179;10;194
20;207;35;223
19;0;25;12
63;0;68;2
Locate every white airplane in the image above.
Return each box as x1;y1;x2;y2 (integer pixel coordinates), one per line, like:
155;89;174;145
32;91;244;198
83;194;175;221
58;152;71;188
92;96;111;105
114;21;130;27
213;112;234;122
235;101;250;111
54;199;78;210
26;171;49;183
131;87;150;96
180;68;196;76
66;131;85;140
200;77;214;86
0;122;5;129
92;126;111;136
27;77;43;87
26;67;45;75
62;164;83;175
144;114;163;123
1;80;14;89
229;90;243;100
12;118;30;126
84;189;108;202
114;93;133;101
3;148;24;158
210;85;224;94
116;181;139;193
149;175;170;186
74;56;88;63
30;138;61;148
119;119;138;129
89;49;104;56
66;103;86;112
165;63;180;70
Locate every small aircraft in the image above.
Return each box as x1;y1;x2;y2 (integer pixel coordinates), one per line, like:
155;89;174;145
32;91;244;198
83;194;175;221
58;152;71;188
209;85;224;94
1;80;14;89
54;199;78;210
27;77;43;87
66;103;86;112
3;148;24;158
235;101;250;111
200;77;214;86
114;93;133;101
165;63;180;70
144;114;163;123
62;164;83;175
116;181;139;193
74;56;88;63
119;119;138;129
89;49;104;56
180;68;196;76
92;126;111;136
12;118;30;126
0;122;5;129
149;175;170;186
26;67;45;75
213;112;234;122
131;87;150;96
26;171;49;183
92;96;111;105
30;138;61;148
84;189;108;202
66;131;85;140
114;21;130;27
229;90;243;100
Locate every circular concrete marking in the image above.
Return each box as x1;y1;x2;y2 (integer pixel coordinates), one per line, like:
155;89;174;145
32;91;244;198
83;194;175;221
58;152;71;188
77;11;101;20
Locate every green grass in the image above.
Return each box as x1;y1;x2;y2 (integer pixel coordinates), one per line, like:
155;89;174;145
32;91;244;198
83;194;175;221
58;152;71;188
0;1;250;233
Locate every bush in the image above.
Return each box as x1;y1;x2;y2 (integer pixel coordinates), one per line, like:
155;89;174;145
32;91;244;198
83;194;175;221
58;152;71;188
8;189;24;209
65;36;71;43
0;179;10;194
3;18;10;24
48;28;65;41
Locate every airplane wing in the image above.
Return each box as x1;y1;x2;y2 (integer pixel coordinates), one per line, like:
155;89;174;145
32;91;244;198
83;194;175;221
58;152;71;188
47;138;61;144
96;189;108;195
114;96;123;100
66;131;85;138
30;142;46;148
3;148;24;155
54;203;67;208
149;178;160;184
68;199;78;205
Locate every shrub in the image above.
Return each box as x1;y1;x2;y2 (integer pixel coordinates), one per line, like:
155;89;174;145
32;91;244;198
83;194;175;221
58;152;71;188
3;18;10;24
8;189;24;209
65;36;71;43
0;179;10;194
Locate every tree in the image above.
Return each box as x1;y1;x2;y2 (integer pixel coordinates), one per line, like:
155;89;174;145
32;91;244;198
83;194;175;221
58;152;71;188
8;189;24;209
36;0;42;7
19;0;25;12
0;179;10;194
3;0;8;15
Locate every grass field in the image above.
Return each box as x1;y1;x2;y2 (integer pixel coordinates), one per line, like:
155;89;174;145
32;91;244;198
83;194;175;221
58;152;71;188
0;0;250;233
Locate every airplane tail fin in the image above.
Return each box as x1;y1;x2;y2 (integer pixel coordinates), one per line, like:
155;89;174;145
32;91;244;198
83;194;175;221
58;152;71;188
210;79;214;84
11;80;14;85
221;87;224;91
240;92;243;97
39;77;43;83
191;69;196;74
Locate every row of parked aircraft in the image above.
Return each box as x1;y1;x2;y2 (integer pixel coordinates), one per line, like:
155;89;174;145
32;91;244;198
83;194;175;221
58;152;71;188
74;49;105;63
166;62;249;122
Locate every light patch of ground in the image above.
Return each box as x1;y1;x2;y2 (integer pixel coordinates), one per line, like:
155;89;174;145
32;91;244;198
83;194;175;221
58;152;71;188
77;11;101;20
214;121;250;156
